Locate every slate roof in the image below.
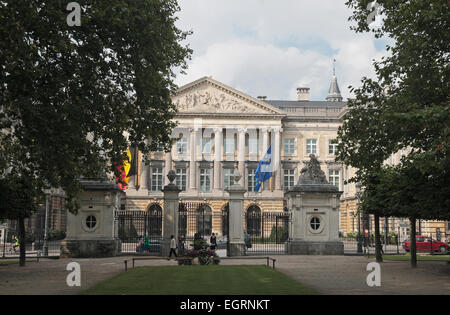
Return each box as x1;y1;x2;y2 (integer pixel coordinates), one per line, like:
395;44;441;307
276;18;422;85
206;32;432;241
265;100;346;108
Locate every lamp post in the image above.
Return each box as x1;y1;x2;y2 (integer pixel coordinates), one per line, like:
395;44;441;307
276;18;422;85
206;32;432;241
355;182;363;253
43;188;51;256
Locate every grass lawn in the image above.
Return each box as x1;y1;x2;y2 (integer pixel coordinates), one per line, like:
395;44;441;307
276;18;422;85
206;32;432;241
81;265;317;295
0;260;20;266
370;254;450;262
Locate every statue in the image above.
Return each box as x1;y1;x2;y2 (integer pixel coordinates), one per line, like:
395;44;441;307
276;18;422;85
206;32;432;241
298;154;328;185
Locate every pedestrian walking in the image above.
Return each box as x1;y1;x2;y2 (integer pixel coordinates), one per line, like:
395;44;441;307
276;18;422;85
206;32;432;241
210;233;217;250
178;236;185;255
13;236;19;252
168;235;177;260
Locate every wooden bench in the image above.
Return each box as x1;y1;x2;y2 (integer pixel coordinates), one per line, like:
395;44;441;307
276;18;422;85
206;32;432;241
175;256;193;265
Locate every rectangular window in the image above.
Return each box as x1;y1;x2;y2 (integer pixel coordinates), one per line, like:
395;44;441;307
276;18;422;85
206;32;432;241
248;137;258;155
176;168;187;191
225;137;235;154
306;139;317;154
176;138;187;154
284;169;295;190
223;169;235;189
248;168;256;192
284;139;295;155
200;169;211;192
329;170;340;189
201;137;211;154
151;167;163;191
329;139;338;155
154;143;164;152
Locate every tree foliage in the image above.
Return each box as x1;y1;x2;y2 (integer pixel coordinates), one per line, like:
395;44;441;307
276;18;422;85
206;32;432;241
0;1;192;214
338;0;449;215
339;1;449;267
338;0;449;179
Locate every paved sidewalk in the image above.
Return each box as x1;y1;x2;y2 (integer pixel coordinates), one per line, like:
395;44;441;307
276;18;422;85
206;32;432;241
274;255;450;295
0;255;448;295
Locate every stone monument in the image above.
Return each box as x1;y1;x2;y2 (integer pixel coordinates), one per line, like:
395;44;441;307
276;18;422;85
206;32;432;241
285;155;343;255
61;179;124;258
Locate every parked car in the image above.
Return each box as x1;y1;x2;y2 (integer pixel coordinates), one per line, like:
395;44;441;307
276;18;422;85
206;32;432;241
244;233;252;248
215;234;252;249
402;236;448;254
216;236;228;250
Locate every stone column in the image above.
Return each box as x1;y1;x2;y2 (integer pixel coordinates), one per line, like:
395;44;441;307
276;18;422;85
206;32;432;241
189;128;196;190
274;127;282;190
161;170;181;257
238;128;246;187
262;127;269;155
213;128;222;190
226;170;246;256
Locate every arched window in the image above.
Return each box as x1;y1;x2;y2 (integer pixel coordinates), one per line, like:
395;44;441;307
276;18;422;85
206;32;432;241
146;203;162;237
246;205;261;236
196;204;212;237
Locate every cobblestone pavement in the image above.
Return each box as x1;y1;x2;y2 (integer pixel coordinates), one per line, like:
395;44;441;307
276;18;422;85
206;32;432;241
0;255;448;295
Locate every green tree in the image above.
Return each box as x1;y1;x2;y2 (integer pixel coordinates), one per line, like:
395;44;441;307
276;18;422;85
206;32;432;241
0;172;41;266
0;0;191;265
338;0;450;267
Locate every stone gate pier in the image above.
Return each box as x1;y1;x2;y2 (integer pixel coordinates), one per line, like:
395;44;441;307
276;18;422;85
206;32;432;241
61;180;124;258
285;155;344;255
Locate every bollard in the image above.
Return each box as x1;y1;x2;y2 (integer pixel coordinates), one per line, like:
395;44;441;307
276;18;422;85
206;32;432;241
124;260;128;271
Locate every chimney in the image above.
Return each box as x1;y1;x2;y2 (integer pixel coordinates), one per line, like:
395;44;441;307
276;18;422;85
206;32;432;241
297;87;310;101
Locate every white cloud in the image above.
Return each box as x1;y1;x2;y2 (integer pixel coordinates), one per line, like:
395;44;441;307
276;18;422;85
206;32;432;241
174;0;390;101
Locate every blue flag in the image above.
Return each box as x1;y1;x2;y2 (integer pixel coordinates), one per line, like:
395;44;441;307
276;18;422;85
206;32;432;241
254;145;273;192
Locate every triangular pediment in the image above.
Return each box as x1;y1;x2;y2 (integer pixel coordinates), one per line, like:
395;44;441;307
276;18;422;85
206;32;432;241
172;77;285;116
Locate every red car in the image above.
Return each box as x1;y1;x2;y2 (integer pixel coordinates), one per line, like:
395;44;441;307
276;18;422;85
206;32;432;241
402;236;448;254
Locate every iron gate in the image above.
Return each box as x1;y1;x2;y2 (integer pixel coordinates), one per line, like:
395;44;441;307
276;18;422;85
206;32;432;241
116;205;163;254
178;202;229;255
245;210;290;255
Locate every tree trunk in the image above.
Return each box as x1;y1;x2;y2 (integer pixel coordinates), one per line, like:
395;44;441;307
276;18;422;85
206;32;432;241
374;214;383;262
18;217;26;267
410;217;417;268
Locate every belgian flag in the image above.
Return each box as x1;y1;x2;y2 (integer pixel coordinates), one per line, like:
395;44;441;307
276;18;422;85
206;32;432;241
116;148;138;191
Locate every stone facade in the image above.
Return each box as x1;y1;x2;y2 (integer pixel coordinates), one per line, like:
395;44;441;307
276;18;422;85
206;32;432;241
122;76;449;242
124;76;348;237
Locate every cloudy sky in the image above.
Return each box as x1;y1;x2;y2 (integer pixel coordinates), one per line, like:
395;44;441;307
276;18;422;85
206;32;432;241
173;0;389;102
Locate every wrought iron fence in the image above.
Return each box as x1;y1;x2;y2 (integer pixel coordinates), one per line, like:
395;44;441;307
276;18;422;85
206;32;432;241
178;202;228;254
1;220;62;259
245;210;290;255
116;209;163;255
340;230;449;255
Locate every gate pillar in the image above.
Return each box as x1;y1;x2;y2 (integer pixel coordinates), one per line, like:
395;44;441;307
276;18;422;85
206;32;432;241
226;170;246;256
61;179;124;258
285;155;343;255
161;170;181;257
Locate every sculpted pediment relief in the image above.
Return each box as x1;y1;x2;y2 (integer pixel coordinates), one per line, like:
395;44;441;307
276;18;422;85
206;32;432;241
172;77;283;115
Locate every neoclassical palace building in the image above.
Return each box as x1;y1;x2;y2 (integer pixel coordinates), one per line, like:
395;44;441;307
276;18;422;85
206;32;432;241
123;75;449;241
